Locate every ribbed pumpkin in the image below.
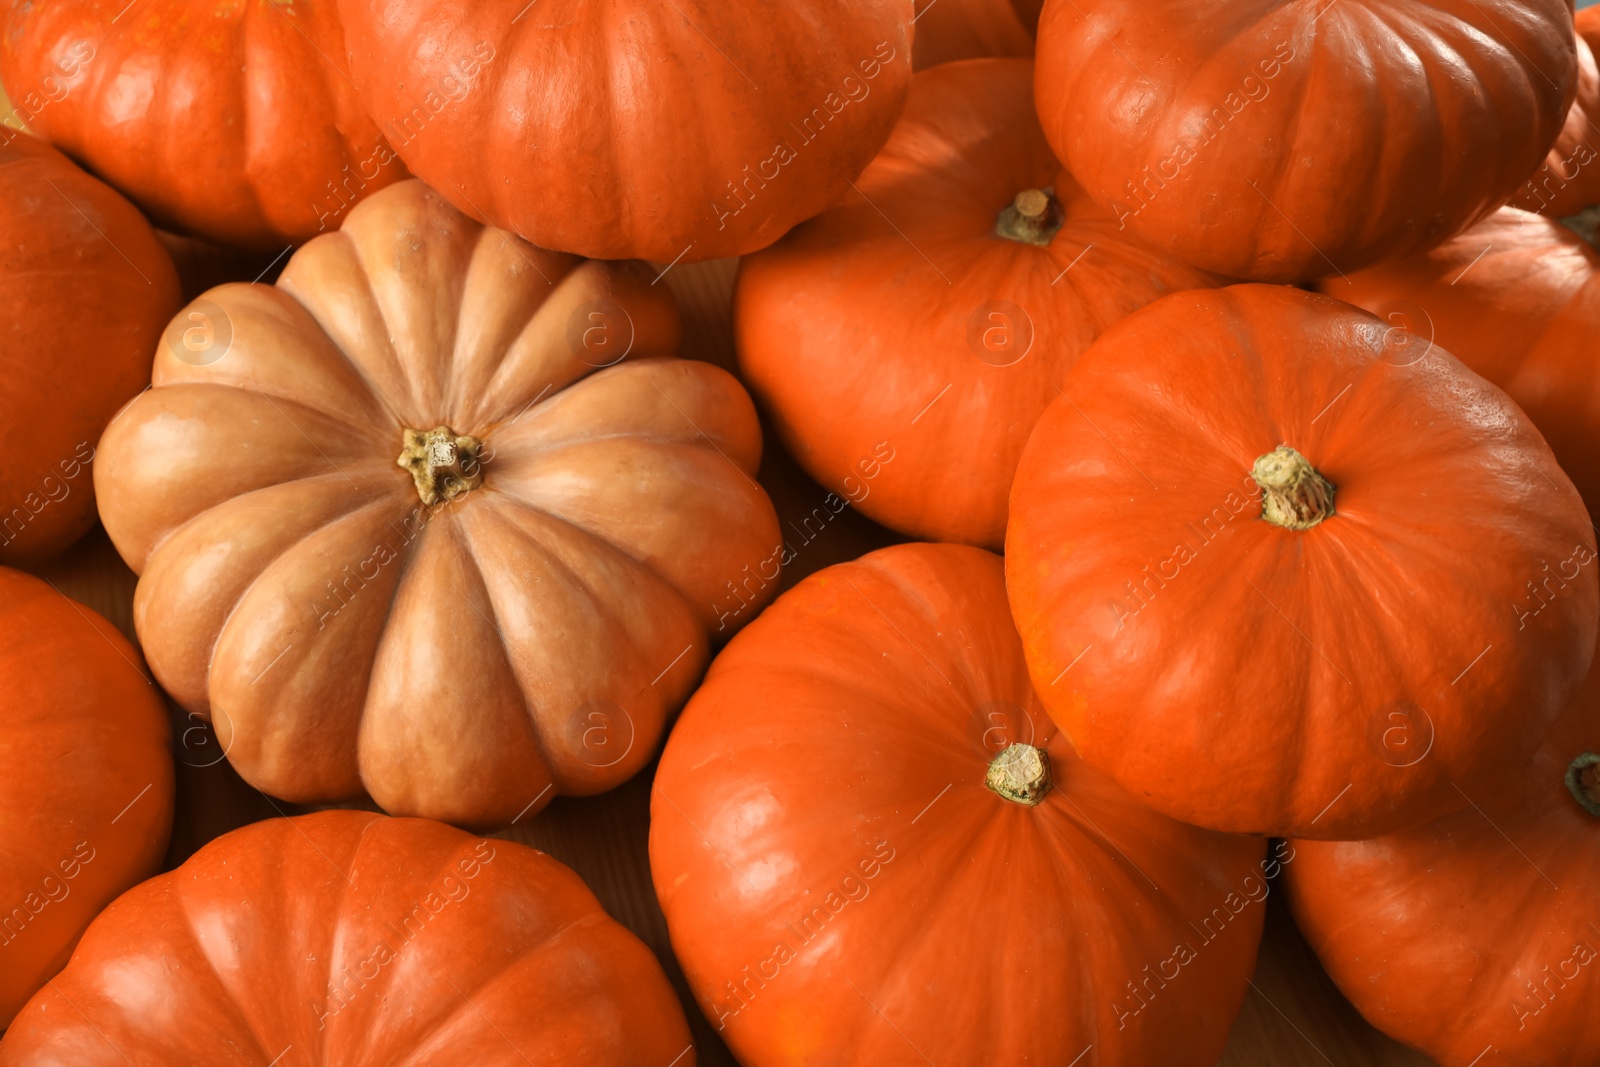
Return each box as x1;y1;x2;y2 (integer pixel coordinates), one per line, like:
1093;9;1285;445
1007;283;1598;839
1320;206;1600;515
1287;647;1600;1065
0;812;694;1066
652;543;1267;1066
0;132;179;566
1033;0;1577;281
94;179;781;827
0;567;173;1027
0;0;405;248
1516;5;1600;218
336;0;914;261
736;59;1216;548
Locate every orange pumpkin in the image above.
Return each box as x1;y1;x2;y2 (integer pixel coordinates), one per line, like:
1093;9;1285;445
1320;206;1600;517
0;811;694;1065
0;0;406;249
1006;284;1598;839
94;179;782;827
911;0;1033;69
0;567;173;1027
1033;0;1577;281
0;132;178;567
1286;647;1600;1064
736;59;1216;548
335;0;915;261
1516;6;1600;218
652;543;1267;1065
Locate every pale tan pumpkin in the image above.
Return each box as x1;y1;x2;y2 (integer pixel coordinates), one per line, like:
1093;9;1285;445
95;180;781;827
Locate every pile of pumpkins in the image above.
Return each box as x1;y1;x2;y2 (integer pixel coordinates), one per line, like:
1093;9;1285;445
1;0;1597;1063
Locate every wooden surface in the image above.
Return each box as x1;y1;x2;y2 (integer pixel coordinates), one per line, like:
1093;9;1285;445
21;252;1437;1067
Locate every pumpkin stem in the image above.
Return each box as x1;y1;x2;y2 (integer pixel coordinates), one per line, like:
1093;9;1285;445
398;426;484;506
986;743;1052;805
1567;753;1600;817
1559;204;1600;249
1251;445;1336;530
996;188;1064;247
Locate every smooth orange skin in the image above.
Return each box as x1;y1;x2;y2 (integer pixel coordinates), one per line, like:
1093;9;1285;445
0;0;407;249
910;0;1033;69
1321;206;1600;518
0;811;694;1066
651;543;1266;1067
335;0;914;262
1286;650;1600;1065
1515;7;1600;218
0;567;173;1027
1006;284;1599;840
94;179;782;828
0;132;178;567
736;59;1217;549
1033;0;1577;282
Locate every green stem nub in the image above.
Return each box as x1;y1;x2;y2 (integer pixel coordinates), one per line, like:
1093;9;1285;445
996;188;1065;247
987;743;1052;806
1566;752;1600;817
1251;445;1336;530
398;426;484;506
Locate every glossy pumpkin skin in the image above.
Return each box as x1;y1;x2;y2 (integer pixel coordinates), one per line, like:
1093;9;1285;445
1515;7;1600;218
336;0;914;262
911;0;1033;69
1033;0;1577;282
736;59;1216;548
1286;652;1600;1065
1320;206;1600;517
1006;284;1599;840
0;132;178;567
94;179;782;828
0;0;406;249
0;567;174;1027
651;542;1267;1066
0;811;694;1066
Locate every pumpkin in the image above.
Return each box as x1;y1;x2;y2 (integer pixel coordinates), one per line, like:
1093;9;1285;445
0;131;179;567
1319;206;1600;517
911;0;1033;69
0;811;694;1065
736;59;1216;548
1515;5;1600;218
335;0;914;262
94;179;782;828
1285;646;1600;1065
0;566;174;1027
1005;283;1598;840
0;0;407;249
650;542;1267;1066
1032;0;1577;281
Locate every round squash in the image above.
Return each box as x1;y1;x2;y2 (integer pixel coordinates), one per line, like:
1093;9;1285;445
1319;206;1600;517
736;58;1216;548
1286;648;1600;1065
0;0;407;249
0;566;174;1027
0;131;179;567
651;542;1267;1066
911;0;1033;69
1516;6;1600;218
1032;0;1577;281
1006;284;1598;840
0;811;694;1065
94;178;782;828
335;0;914;262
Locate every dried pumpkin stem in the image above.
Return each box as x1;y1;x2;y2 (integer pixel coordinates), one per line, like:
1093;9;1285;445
1251;445;1336;530
996;188;1065;247
986;743;1052;806
398;426;484;506
1567;752;1600;817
